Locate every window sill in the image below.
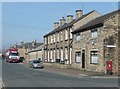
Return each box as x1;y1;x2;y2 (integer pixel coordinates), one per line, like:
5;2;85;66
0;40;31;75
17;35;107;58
65;39;68;41
90;63;98;65
75;41;80;43
75;62;81;63
91;37;98;40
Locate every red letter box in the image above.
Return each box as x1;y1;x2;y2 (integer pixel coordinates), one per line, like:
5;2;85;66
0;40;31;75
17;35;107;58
107;61;112;71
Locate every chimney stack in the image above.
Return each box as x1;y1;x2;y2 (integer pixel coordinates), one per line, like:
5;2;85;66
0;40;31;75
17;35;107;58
76;9;83;19
32;40;37;46
60;17;66;26
67;15;73;23
54;22;59;29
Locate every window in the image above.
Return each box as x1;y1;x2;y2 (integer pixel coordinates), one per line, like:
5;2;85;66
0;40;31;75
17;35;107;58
70;47;72;64
50;35;53;43
91;28;98;38
70;28;72;39
33;60;40;63
61;31;63;41
53;50;55;61
76;33;80;41
53;34;55;43
75;52;81;63
48;36;49;44
57;33;59;42
44;51;47;59
60;48;63;61
10;52;19;56
65;30;68;40
65;48;68;59
57;49;60;59
48;50;49;61
91;51;98;64
50;50;52;59
81;34;84;40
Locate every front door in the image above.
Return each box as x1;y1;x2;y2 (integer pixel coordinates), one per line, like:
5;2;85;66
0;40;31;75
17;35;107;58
82;50;85;68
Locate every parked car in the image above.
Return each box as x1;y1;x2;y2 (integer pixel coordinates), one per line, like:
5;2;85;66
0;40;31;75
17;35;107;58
29;60;44;69
19;57;25;62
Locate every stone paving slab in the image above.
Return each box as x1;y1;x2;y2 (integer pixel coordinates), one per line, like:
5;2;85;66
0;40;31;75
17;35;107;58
22;61;118;78
42;63;119;78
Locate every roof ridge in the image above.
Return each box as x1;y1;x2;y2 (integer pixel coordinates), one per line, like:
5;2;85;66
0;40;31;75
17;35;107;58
44;10;97;37
72;9;119;33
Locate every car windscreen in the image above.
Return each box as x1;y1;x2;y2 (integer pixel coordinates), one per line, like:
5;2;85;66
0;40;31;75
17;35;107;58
20;57;24;59
10;52;18;56
33;60;40;63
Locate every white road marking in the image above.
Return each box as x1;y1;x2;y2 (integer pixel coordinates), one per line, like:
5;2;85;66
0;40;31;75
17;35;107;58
78;74;88;76
91;76;119;78
0;80;5;89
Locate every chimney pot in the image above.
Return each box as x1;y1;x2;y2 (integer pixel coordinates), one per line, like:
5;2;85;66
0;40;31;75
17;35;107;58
67;15;73;23
60;17;66;26
76;9;83;19
54;22;59;29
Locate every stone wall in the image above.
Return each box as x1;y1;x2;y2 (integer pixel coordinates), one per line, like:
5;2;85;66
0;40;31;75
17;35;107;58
18;48;26;59
29;52;37;60
104;34;118;74
118;29;120;75
72;12;119;73
72;27;105;72
103;13;119;74
44;11;101;65
74;10;101;30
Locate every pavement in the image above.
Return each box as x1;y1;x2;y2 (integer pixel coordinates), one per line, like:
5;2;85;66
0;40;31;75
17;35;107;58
44;65;119;78
23;61;118;78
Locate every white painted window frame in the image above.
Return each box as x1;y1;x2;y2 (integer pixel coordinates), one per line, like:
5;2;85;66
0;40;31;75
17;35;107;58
75;52;81;63
91;51;98;64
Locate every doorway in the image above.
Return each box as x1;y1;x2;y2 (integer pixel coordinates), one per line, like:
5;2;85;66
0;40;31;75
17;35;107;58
82;50;85;68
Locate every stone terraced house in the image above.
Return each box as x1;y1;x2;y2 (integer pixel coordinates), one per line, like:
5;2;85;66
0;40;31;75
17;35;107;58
43;9;101;64
26;44;44;61
72;9;120;74
13;40;43;61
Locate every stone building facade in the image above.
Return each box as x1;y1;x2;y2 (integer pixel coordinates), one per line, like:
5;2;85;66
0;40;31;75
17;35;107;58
13;41;43;60
43;9;101;64
26;45;44;61
72;9;119;74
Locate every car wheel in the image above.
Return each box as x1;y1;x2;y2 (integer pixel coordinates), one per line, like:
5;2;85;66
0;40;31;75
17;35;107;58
41;66;44;69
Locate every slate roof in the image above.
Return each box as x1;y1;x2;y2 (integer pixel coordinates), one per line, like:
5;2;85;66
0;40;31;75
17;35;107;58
72;9;120;34
27;44;44;53
13;42;44;49
44;10;96;37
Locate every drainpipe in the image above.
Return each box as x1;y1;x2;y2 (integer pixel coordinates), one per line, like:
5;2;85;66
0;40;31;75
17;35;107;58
69;27;73;65
68;27;71;65
103;43;107;74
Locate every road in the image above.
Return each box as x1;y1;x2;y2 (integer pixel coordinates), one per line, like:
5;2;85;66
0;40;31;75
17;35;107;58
2;60;119;88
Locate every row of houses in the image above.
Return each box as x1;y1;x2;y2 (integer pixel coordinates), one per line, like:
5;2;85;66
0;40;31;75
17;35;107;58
43;9;120;74
12;40;44;61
